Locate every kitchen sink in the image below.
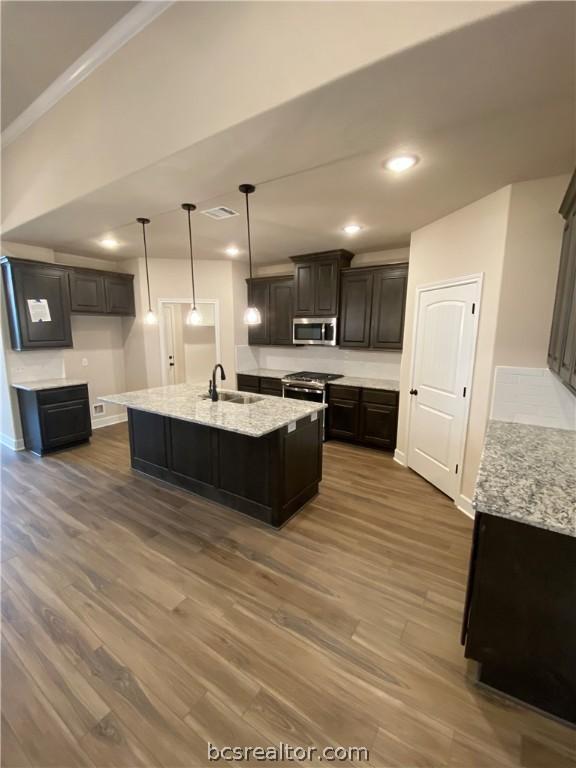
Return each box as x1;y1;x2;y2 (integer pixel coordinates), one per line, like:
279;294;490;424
199;392;263;405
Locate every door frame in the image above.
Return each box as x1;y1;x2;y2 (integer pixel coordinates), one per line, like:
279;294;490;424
405;273;483;508
158;298;222;386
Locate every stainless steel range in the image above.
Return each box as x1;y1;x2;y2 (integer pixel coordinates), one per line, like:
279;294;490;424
281;371;342;404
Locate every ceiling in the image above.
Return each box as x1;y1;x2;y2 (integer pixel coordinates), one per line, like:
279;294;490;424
3;1;575;264
1;0;137;130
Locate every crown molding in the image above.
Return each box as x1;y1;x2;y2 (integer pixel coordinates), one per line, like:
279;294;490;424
2;1;174;149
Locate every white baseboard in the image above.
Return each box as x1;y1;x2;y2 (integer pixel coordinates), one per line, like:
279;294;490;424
456;494;475;519
92;413;127;430
1;433;25;451
393;449;407;466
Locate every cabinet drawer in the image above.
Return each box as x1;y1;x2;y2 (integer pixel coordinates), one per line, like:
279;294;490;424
362;389;398;406
237;375;260;392
260;377;282;392
328;385;360;401
37;385;89;406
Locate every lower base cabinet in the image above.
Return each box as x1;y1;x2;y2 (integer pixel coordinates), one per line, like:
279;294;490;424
327;385;398;451
462;513;576;724
17;385;92;455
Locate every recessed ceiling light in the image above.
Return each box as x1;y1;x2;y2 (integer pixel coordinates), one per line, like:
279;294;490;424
225;246;240;256
100;237;119;249
384;154;419;173
343;224;362;235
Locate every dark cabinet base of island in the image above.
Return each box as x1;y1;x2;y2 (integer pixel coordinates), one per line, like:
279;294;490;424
462;513;576;725
127;408;323;527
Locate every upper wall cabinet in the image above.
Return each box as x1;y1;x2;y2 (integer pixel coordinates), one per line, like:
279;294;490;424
247;275;293;346
1;257;136;351
548;170;576;394
291;250;353;317
1;258;73;350
340;263;408;350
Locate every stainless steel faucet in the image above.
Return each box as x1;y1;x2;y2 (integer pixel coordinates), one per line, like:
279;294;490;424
209;364;226;402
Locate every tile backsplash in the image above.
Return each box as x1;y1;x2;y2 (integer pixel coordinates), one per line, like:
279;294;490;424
236;345;402;380
491;366;576;430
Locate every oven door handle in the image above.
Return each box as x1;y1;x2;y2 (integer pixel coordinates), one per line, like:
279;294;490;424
283;385;323;395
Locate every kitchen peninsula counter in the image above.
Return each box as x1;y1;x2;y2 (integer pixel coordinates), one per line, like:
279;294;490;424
101;383;325;527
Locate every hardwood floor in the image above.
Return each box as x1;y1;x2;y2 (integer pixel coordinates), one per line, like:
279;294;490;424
1;424;575;768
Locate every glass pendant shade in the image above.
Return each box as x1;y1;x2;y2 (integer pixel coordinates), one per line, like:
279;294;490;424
243;306;261;326
186;305;202;326
144;309;158;325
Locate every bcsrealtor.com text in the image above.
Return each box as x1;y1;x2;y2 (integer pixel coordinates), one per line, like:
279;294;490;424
208;743;370;762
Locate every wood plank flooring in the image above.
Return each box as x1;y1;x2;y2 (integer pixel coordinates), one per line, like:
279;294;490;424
1;424;575;767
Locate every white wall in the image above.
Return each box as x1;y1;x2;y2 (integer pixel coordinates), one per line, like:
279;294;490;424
396;186;511;501
491;366;575;430
493;175;568;366
246;346;402;380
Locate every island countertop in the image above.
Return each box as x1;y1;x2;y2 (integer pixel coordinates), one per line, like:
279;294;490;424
473;420;576;538
100;383;326;438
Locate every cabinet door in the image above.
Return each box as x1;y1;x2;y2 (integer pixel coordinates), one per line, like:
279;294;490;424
237;374;260;392
339;271;373;347
3;262;72;349
359;401;397;450
104;276;135;315
314;259;339;316
294;263;315;315
548;216;575;373
69;271;106;313
558;215;576;389
269;278;293;345
247;280;270;345
370;265;408;349
328;398;359;440
39;400;91;449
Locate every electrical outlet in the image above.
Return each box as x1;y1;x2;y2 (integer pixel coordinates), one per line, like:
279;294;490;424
93;403;105;416
81;358;88;367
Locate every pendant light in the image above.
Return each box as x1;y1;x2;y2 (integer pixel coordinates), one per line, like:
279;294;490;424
181;203;202;326
239;183;261;326
137;217;157;325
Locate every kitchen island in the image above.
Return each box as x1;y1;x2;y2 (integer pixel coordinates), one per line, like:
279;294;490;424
462;420;576;724
100;383;325;527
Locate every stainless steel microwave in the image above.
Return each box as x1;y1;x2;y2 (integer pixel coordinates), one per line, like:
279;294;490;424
292;317;337;346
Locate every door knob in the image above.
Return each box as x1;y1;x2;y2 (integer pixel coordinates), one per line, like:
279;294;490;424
409;388;418;395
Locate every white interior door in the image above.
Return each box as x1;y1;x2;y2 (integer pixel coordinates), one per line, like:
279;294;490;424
407;278;480;499
162;304;177;385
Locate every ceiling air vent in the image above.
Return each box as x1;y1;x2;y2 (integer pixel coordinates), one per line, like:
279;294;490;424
201;206;239;220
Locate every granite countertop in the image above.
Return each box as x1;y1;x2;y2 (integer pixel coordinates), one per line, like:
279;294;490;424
335;376;400;391
473;420;576;538
239;369;400;391
239;369;294;379
12;378;88;391
100;383;326;438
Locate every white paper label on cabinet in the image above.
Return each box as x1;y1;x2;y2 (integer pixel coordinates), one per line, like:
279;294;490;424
311;412;318;422
27;299;51;323
287;421;296;433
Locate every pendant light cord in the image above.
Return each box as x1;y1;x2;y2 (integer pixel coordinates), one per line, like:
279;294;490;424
140;219;153;313
186;208;197;309
244;191;253;281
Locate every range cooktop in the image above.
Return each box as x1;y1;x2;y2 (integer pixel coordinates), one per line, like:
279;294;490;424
283;371;342;383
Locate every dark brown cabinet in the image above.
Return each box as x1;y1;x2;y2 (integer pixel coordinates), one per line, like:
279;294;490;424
103;274;135;315
548;171;576;394
463;513;576;724
236;374;283;396
340;263;408;350
291;250;353;317
1;258;73;350
246;276;293;346
327;384;398;450
69;270;106;313
2;257;136;351
16;384;92;455
359;390;399;450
